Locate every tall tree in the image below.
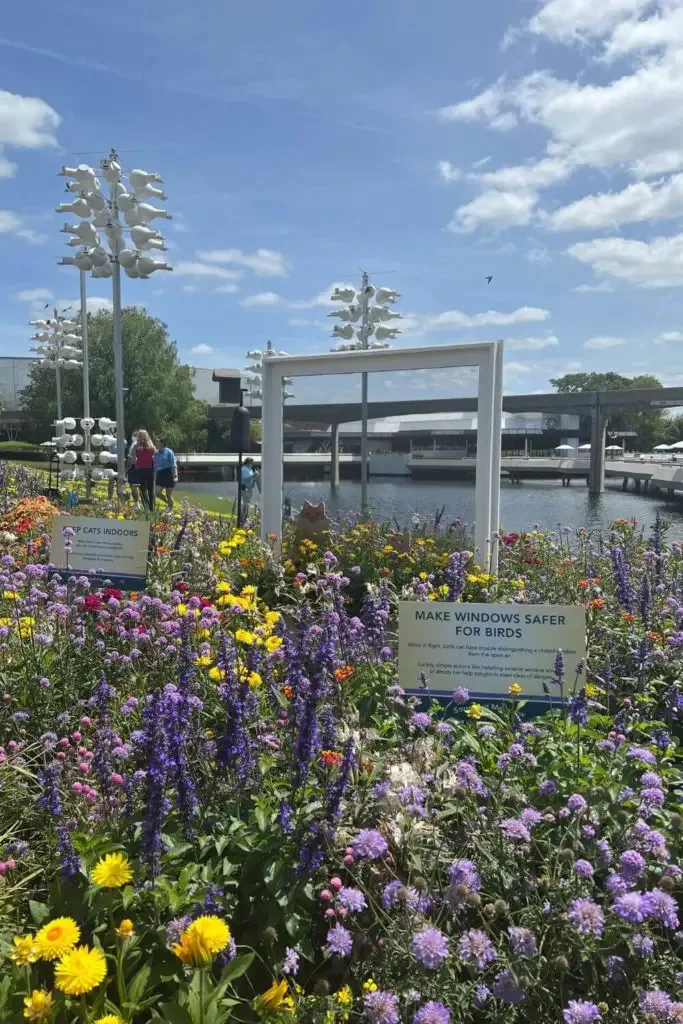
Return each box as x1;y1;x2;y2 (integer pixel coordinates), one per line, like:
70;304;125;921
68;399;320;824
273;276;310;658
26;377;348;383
21;307;207;449
549;371;665;450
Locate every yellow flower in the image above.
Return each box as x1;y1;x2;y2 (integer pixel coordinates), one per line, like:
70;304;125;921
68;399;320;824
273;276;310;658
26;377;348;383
54;945;107;996
208;666;226;681
235;629;257;646
254;979;294;1016
466;703;483;720
35;917;81;961
509;682;522;696
265;635;283;653
241;585;257;596
115;919;134;939
265;610;281;628
92;852;133;888
196;655;213;668
172;915;230;967
585;683;602;699
336;985;353;1006
2;590;19;599
247;671;262;688
11;933;39;966
363;979;378;993
23;990;54;1021
95;1017;125;1024
216;581;231;593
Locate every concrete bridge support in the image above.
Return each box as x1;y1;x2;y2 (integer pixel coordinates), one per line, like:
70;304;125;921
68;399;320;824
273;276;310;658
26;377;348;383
589;403;607;496
330;422;340;487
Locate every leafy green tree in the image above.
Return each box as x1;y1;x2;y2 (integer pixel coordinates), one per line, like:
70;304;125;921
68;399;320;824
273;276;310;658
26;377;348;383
20;307;206;450
549;371;665;450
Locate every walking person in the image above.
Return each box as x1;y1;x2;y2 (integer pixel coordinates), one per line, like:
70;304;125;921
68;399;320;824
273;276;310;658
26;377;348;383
133;429;156;511
125;431;141;505
154;436;178;510
239;457;260;523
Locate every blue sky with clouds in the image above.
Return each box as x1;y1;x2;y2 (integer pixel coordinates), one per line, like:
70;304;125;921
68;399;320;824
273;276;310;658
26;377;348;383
3;0;683;405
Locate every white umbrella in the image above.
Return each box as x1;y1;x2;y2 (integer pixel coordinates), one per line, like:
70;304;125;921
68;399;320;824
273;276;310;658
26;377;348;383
554;444;575;451
605;445;624;452
578;443;591;451
653;443;672;451
668;440;683;450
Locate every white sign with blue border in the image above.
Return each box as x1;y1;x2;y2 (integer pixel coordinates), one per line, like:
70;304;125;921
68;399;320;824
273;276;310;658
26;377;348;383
50;515;151;590
399;601;586;701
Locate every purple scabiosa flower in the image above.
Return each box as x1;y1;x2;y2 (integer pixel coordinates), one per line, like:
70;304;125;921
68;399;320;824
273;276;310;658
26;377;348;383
452;686;469;705
567;898;605;937
641;772;664;790
364;990;399;1024
638;991;672;1021
410;712;431;730
500;818;531;843
627;746;657;766
563;1000;601;1024
643;889;680;929
412;927;449;969
568;793;588;814
478;724;496;738
457;929;496;970
632;933;656;958
618;786;635;803
414;1001;450;1024
605;873;635;897
642;787;666;808
382;881;402;910
521;808;543;829
619;849;646;879
326;924;353;958
540;779;558;797
449;859;481;891
574;859;594;878
491;970;525;1004
607;955;625;981
508;927;537;958
338;887;367;912
472;986;491;1008
282;947;299;976
352;828;388;860
613;891;646;924
597;841;612;866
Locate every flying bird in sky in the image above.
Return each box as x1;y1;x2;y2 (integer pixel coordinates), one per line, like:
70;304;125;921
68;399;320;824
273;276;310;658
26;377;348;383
486;275;493;284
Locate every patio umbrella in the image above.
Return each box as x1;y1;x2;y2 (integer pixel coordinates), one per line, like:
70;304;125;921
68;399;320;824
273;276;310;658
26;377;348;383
668;440;683;450
605;445;624;452
577;443;591;451
554;444;575;451
653;443;672;450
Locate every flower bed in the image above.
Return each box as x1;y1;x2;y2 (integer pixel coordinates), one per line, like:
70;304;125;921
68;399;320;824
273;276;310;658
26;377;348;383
0;474;680;1022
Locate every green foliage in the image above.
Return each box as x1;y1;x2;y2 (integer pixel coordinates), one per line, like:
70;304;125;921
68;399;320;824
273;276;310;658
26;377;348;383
550;371;665;449
20;306;207;450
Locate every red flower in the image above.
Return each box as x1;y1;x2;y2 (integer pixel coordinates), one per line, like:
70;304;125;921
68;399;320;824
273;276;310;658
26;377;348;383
502;532;520;546
83;594;102;613
102;588;122;602
176;582;190;593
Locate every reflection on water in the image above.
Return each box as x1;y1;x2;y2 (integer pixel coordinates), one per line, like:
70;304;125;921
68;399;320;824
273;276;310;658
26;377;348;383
181;477;683;540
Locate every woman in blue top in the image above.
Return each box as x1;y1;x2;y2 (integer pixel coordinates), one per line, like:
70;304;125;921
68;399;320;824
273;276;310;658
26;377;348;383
154;436;178;509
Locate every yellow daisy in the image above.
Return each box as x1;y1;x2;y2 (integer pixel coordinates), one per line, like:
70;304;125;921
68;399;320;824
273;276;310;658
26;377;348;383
95;1016;125;1024
336;985;353;1006
11;933;39;966
172;915;230;967
35;917;81;961
54;945;107;996
91;852;133;888
508;682;522;696
235;629;257;646
265;635;283;653
23;990;54;1021
114;919;134;938
254;979;294;1016
465;703;483;720
208;666;226;681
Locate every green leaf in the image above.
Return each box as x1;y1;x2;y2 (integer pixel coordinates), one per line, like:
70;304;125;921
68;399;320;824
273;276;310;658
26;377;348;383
216;952;255;987
126;962;152;1009
28;901;49;926
254;806;269;832
121;885;135;909
159;1003;193;1024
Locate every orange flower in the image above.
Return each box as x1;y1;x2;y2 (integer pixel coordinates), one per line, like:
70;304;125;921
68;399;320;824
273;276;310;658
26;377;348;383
647;630;660;641
587;598;606;610
623;612;635;622
335;666;354;684
362;759;374;775
283;685;294;700
321;750;344;767
577;579;590;589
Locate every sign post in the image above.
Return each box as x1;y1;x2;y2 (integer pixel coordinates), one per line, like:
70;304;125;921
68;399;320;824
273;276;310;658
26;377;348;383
399;601;585;702
50;515;151;590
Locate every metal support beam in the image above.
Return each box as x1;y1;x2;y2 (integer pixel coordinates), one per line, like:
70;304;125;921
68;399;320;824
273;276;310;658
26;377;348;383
330;422;340;487
589;401;607;495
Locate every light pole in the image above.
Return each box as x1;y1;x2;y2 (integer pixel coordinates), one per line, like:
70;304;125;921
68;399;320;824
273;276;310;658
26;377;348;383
328;276;401;513
56;152;173;497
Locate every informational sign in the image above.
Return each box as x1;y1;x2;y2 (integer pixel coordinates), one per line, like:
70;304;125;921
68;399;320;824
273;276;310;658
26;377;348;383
50;516;151;590
399;601;586;701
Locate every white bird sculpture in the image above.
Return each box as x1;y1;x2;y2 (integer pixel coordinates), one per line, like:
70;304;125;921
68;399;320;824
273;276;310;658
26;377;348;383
332;324;354;340
375;287;400;304
331;287;356;303
129;169;164;190
328;305;361;323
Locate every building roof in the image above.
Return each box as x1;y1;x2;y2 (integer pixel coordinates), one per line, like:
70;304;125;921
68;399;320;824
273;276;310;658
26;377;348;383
211;368;242;381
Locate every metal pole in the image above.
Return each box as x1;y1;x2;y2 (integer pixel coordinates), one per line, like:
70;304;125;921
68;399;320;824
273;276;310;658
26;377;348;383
55;360;63;421
80;269;92;499
360;271;370;515
237;449;243;526
109;161;127;501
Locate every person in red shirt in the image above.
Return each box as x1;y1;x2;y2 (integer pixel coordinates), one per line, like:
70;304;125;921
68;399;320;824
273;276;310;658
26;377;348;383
134;429;156;511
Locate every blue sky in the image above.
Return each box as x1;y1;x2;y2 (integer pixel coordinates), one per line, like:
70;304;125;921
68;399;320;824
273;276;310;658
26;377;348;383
3;0;683;405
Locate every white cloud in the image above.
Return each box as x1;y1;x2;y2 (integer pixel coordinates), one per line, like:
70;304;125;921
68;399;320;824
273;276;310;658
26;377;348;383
449;189;537;233
438;161;461;183
83;297;112;313
190;343;213;355
583;335;627;349
472;156;492;170
0;210;46;243
527;0;654;43
439;81;511;126
507;334;559;350
573;280;616;292
476;156;573;193
15;287;53;303
423;306;551;330
656;331;683;343
527;246;552;264
197;248;290;277
548;173;683;232
0;89;60;179
175;261;242;281
239;291;282;308
214;283;239;294
569;232;683;287
182;285;199;294
603;4;683;59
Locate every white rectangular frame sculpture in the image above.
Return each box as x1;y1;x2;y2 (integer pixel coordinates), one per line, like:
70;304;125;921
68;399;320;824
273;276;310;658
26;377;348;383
261;340;504;570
